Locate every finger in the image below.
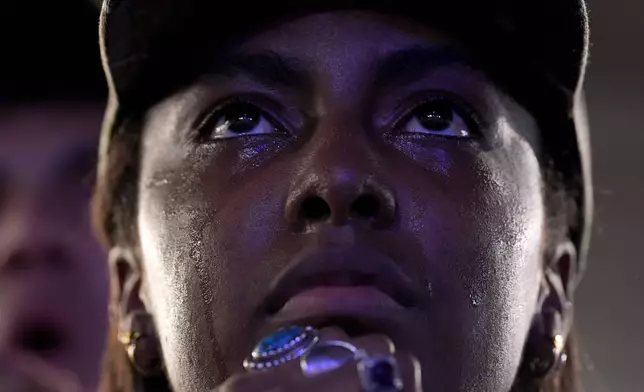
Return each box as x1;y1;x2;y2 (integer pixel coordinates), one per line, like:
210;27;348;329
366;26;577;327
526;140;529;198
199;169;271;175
218;327;352;391
217;327;348;391
393;352;423;392
317;326;350;342
294;351;416;392
217;328;399;392
288;333;390;387
351;333;396;356
312;350;420;392
293;359;362;392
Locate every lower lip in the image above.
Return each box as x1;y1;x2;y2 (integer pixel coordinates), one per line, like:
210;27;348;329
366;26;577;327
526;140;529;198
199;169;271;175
276;286;404;317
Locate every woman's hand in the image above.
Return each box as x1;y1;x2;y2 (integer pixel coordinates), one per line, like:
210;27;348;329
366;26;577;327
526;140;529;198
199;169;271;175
0;351;81;392
214;327;423;392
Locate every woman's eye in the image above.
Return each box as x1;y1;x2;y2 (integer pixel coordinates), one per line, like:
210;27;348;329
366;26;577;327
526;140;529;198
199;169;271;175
400;99;477;138
200;102;281;140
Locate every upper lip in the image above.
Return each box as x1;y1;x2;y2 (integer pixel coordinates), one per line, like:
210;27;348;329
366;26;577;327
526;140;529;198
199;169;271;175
261;246;424;315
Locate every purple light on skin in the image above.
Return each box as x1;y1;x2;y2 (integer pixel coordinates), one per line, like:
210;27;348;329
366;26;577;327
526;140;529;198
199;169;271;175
429;148;452;176
239;143;274;161
403;145;453;177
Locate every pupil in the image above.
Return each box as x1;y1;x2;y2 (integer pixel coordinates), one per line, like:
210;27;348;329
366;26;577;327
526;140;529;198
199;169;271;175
226;104;260;133
417;101;453;131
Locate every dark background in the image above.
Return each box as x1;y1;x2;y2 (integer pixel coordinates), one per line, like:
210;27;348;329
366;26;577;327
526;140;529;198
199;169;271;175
577;1;644;391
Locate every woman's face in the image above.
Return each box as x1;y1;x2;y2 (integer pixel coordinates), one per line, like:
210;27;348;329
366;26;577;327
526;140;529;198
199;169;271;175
0;103;108;390
133;12;549;392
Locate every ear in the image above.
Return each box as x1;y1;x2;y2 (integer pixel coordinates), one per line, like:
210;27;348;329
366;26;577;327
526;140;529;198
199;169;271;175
109;247;163;375
519;241;579;380
539;240;578;338
108;247;148;329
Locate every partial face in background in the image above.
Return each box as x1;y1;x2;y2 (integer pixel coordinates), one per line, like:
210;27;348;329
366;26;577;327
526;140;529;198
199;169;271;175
129;12;552;392
0;103;108;390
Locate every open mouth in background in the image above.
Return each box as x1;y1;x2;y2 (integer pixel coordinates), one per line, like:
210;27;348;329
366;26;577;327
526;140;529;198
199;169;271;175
11;317;69;359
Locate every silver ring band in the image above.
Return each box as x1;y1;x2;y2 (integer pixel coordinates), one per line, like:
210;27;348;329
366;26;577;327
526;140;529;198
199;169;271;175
300;340;363;377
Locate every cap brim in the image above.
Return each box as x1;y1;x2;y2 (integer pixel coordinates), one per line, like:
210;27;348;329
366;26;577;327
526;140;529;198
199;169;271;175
100;0;588;103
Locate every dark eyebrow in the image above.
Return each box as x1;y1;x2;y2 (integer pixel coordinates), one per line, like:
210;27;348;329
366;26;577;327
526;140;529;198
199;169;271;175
372;45;479;88
208;51;312;91
206;46;477;92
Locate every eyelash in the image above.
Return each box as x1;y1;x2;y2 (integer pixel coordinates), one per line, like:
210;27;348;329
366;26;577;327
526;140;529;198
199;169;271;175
193;96;286;142
192;92;485;143
393;92;485;136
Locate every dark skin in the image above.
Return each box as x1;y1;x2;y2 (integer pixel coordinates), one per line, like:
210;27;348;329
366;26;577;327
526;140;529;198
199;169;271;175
115;12;577;392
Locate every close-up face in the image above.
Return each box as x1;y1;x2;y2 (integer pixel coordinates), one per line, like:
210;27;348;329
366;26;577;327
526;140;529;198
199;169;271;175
133;12;555;392
0;103;108;390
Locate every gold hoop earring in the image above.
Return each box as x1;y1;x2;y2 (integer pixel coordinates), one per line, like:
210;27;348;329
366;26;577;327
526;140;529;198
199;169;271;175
118;330;163;376
525;334;568;379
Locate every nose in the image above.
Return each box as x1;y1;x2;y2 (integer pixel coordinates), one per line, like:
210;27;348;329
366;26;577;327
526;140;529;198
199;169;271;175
285;122;396;232
0;199;70;273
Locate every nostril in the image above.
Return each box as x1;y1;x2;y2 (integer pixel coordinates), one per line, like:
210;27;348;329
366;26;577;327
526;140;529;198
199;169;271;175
300;196;332;222
351;194;380;220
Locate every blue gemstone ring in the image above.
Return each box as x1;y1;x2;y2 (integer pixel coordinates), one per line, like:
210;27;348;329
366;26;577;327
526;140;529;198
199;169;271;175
357;354;404;392
243;326;319;371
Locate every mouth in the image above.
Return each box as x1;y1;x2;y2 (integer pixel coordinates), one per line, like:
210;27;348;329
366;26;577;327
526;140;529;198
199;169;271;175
12;318;69;359
262;246;423;318
279;286;404;315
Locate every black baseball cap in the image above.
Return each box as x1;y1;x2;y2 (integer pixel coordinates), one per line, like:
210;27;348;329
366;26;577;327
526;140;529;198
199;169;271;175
97;0;593;279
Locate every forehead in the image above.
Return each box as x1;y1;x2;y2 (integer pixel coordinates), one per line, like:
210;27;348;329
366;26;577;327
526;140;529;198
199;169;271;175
232;12;459;82
188;11;489;105
240;12;451;55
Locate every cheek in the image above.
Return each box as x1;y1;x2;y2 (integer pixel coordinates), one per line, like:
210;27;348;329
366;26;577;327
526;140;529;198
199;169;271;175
137;155;222;389
395;138;544;386
398;140;544;297
465;152;544;376
136;149;292;388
